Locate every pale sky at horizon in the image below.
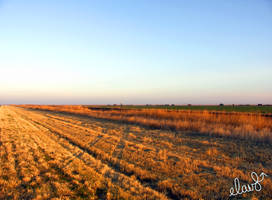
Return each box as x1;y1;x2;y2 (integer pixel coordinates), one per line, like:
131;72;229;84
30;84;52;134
0;0;272;105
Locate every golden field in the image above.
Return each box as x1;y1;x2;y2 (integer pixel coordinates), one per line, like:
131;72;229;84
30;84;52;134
19;105;272;143
0;105;271;199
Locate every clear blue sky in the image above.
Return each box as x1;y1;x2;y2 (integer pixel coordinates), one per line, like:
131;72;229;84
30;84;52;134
0;0;271;104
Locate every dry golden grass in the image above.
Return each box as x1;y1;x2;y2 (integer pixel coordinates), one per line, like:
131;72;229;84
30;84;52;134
1;105;269;199
0;106;166;199
18;104;272;143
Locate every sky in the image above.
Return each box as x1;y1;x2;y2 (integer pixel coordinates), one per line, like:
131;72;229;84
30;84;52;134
0;0;272;105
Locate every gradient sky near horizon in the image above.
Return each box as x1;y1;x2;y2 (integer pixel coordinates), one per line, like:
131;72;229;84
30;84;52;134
0;0;272;104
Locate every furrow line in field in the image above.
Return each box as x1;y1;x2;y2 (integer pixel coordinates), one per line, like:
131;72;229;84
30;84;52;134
8;109;65;199
9;106;168;199
5;106;132;199
14;106;208;200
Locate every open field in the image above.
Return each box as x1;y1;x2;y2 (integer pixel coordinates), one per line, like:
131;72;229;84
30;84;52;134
19;105;272;144
1;106;272;199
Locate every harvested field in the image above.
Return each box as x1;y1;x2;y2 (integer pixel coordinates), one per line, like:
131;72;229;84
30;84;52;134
0;106;272;199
